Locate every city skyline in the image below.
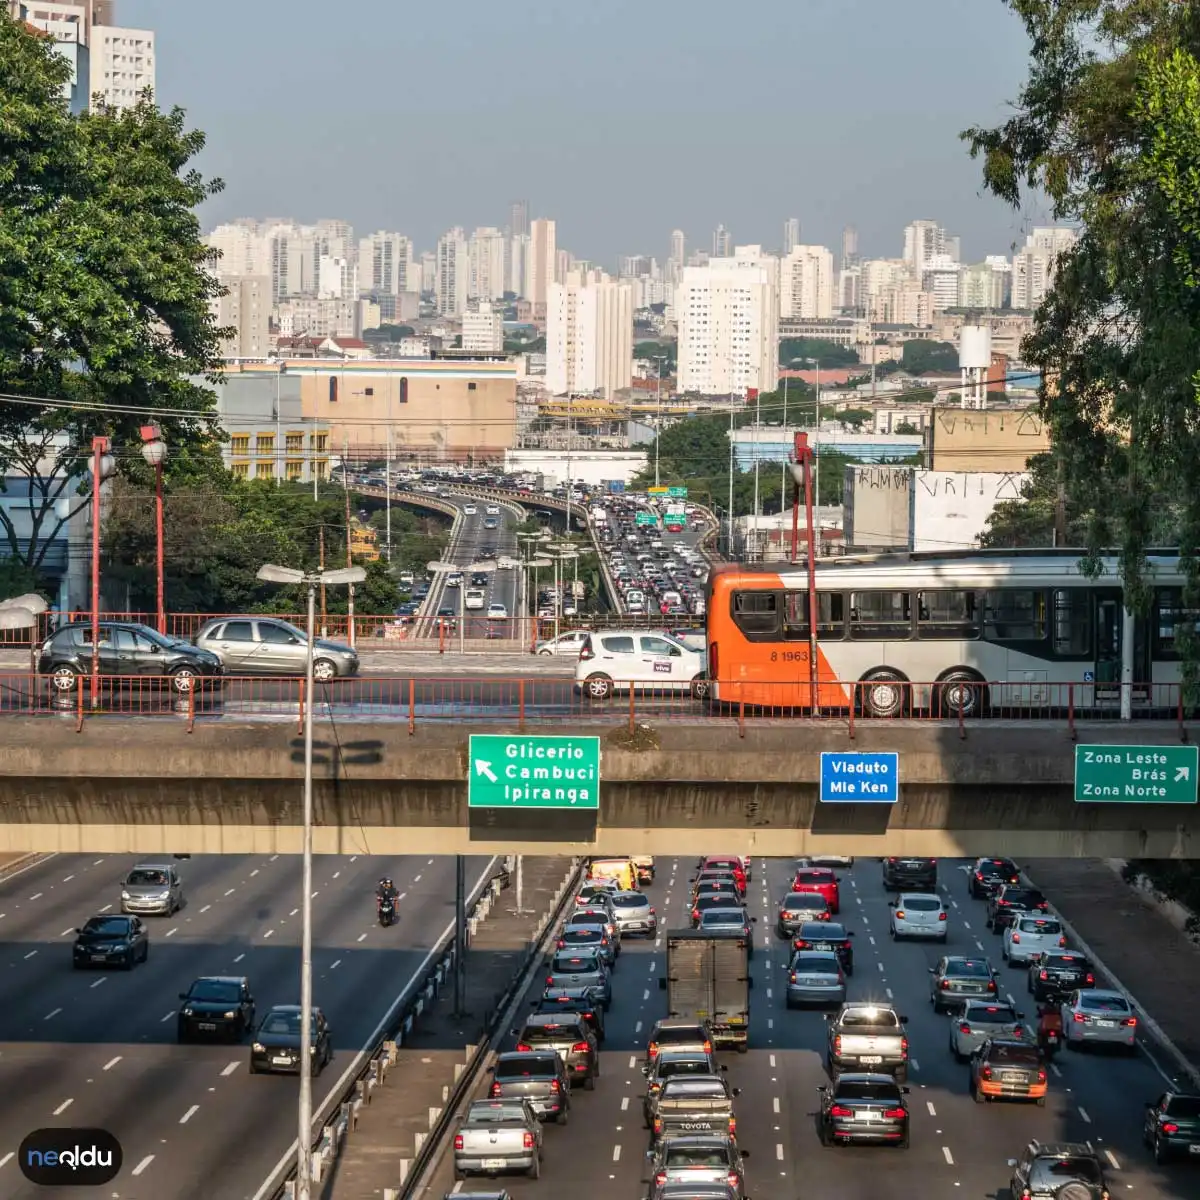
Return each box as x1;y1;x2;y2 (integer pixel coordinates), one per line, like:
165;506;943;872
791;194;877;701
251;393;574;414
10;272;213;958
118;0;1054;267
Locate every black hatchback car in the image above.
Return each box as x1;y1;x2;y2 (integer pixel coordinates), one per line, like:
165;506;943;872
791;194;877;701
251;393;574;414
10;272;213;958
818;1072;910;1147
73;914;149;970
968;857;1021;898
1029;950;1095;1002
250;1005;332;1075
178;976;256;1042
38;621;223;695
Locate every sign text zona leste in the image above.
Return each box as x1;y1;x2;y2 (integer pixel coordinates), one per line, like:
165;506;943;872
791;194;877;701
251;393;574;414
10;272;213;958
468;734;601;809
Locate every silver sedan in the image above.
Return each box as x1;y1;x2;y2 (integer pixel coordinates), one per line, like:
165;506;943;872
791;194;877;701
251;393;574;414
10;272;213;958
948;1000;1027;1061
784;950;846;1008
1060;989;1138;1052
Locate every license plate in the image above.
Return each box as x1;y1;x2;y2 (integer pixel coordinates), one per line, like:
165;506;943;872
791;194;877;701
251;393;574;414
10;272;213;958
272;1055;292;1065
1096;1020;1116;1028
1002;1072;1023;1082
860;1055;883;1064
91;955;107;962
198;1022;217;1031
1189;1145;1200;1155
812;943;832;951
481;1158;507;1170
857;1109;880;1121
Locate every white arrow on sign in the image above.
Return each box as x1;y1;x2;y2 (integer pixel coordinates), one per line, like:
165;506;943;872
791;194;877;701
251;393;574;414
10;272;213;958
1175;766;1190;783
474;759;498;783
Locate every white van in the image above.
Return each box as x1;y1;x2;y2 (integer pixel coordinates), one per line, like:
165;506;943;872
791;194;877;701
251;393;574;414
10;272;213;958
464;588;486;611
574;630;707;700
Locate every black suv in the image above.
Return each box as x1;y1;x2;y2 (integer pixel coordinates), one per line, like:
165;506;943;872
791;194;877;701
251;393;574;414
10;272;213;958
882;857;938;891
38;621;223;695
178;975;256;1042
968;857;1020;899
1008;1140;1110;1200
1028;950;1095;1002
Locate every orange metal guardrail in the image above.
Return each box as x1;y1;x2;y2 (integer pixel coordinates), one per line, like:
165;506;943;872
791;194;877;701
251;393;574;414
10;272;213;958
0;674;1188;739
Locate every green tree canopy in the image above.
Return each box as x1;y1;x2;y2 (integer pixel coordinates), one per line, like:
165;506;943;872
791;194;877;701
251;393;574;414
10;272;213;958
633;339;677;371
963;1;1200;620
0;14;227;579
779;338;860;368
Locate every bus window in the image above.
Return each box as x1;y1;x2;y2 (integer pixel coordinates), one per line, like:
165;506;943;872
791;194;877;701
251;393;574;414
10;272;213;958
1052;589;1091;658
1153;588;1200;660
783;591;845;641
983;590;1046;642
731;591;780;641
917;590;979;640
848;592;912;640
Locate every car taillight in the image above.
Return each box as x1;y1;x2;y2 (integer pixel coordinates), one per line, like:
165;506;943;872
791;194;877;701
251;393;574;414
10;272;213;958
959;1023;971;1034
654;1172;666;1187
1037;1069;1047;1083
986;981;997;992
572;1041;590;1052
550;1079;560;1092
883;1107;906;1119
580;642;594;660
900;1036;908;1055
653;1119;663;1133
779;909;788;919
887;857;897;863
601;937;608;945
980;1066;992;1079
523;1131;535;1149
726;1172;739;1187
1123;1016;1137;1027
941;980;952;990
1073;1012;1085;1023
794;939;808;949
1085;973;1095;984
790;973;797;982
829;1104;853;1117
649;907;656;915
1057;936;1067;947
1011;933;1021;943
1039;969;1048;980
649;1044;659;1059
894;911;905;920
728;1117;736;1134
517;1042;531;1052
1020;1189;1032;1200
938;911;947;920
833;1035;842;1054
1162;1121;1179;1133
557;939;565;948
454;1134;463;1149
490;1082;501;1096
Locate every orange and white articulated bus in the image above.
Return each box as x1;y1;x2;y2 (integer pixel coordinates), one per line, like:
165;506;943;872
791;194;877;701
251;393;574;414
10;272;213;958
704;550;1194;717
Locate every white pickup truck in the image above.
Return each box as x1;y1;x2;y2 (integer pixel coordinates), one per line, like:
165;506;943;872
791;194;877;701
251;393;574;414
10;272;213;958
453;1098;542;1181
825;1002;910;1081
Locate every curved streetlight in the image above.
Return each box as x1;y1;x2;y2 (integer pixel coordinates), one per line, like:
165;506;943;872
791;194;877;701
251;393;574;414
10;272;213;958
141;426;169;633
88;438;118;694
256;562;365;1200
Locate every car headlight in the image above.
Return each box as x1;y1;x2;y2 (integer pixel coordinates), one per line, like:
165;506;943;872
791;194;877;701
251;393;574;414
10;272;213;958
121;891;130;900
182;1007;193;1016
224;1011;236;1019
156;892;170;900
252;1042;264;1053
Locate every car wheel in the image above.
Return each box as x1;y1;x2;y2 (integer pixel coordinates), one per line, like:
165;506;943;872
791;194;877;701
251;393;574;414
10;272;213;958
538;648;553;656
584;674;613;700
858;670;909;719
972;1080;986;1104
50;665;80;693
584;1073;596;1091
313;658;337;683
898;1129;910;1149
894;1066;907;1084
557;1106;569;1126
889;925;897;939
169;667;197;693
527;1156;540;1180
1154;1134;1168;1164
177;1022;189;1043
818;1122;832;1148
248;1061;259;1074
124;951;135;971
141;942;149;962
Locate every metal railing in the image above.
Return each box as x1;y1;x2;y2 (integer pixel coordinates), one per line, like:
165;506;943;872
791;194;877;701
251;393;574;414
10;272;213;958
1;673;1190;738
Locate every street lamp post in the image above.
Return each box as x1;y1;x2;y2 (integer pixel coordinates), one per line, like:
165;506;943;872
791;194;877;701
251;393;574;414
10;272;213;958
256;562;366;1200
140;425;168;634
89;437;115;694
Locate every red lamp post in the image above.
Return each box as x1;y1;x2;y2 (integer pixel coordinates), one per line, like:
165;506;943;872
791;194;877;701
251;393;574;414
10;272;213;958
790;432;820;715
140;425;168;633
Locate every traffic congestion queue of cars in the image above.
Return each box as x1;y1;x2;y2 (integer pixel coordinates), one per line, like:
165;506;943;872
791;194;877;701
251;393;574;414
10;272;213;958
449;857;658;1187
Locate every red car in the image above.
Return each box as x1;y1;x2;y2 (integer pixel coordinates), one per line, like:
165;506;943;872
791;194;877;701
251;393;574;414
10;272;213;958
700;856;747;891
791;867;841;915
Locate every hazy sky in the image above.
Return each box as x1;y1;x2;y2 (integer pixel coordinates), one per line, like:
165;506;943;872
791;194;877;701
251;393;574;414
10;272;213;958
119;0;1050;265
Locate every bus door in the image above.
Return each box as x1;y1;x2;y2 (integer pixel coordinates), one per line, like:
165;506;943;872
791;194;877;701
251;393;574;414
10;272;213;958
1093;590;1150;706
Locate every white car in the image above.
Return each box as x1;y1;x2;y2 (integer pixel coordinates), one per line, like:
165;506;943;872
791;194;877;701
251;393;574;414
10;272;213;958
487;603;508;619
536;631;589;656
574;630;707;700
463;504;478;515
888;892;948;941
486;505;500;515
464;589;486;611
1003;914;1067;966
1060;989;1137;1051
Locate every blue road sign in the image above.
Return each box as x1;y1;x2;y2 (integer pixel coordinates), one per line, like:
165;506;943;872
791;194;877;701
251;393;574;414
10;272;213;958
819;752;899;804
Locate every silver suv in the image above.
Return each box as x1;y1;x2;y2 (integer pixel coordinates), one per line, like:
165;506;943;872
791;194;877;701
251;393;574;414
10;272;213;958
194;617;359;681
121;862;185;915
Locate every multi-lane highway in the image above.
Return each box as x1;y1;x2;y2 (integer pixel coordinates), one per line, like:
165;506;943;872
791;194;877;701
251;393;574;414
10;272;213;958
422;856;1196;1199
0;851;494;1199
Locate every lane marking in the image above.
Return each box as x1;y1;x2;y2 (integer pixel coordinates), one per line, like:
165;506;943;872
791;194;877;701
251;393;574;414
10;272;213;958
330;959;342;970
612;1145;621;1162
98;904;112;913
24;950;37;960
768;1018;774;1029
233;953;245;963
963;920;971;930
199;905;211;914
414;874;423;883
224;889;235;896
161;1011;175;1022
942;1147;954;1165
103;1056;121;1071
868;935;876;946
263;929;274;940
643;989;649;1001
0;1152;11;1168
1078;1106;1091;1123
877;962;884;972
927;1101;937;1116
62;874;74;883
131;1155;154;1176
332;871;340;880
52;1099;73;1116
628;1056;637;1069
290;908;299;917
29;892;42;900
767;988;773;999
357;933;368;942
180;1105;199;1124
270;855;279;862
43;1007;61;1020
1104;1149;1120;1170
773;1098;780;1113
975;939;985;951
1050;1063;1062;1077
250;869;259;877
90;977;106;989
221;1062;240;1077
58;928;73;937
775;1144;784;1161
165;927;178;938
635;1020;643;1033
621;1097;629;1111
769;1054;776;1068
886;987;894;999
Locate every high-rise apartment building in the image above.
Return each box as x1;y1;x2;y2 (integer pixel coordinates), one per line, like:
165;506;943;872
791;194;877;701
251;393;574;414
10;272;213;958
317;255;356;300
838;264;861;313
467;227;507;301
88;20;154;109
783;218;801;255
841;225;859;268
545;269;634;400
676;246;779;397
780;244;835;319
921;254;962;312
435;227;469;317
960;257;1012;309
507;234;529;298
712;224;732;258
265;222;318;301
212;275;270;359
902;220;953;276
509;200;530;239
206;220;268;278
461;299;505;353
670;230;686;267
860;258;908;305
357;231;414;295
527;218;557;308
870;279;933;326
1011;227;1077;309
419;251;436;294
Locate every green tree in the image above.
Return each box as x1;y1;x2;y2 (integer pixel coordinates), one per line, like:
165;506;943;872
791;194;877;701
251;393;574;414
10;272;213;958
894;421;920;434
963;1;1200;624
981;455;1089;548
363;323;414;341
900;340;959;373
0;15;226;579
633;339;677;370
838;407;876;431
778;338;859;368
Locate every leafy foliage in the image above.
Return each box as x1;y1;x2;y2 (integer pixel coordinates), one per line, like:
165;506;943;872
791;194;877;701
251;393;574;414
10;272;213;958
779;338;859;368
633;340;677;371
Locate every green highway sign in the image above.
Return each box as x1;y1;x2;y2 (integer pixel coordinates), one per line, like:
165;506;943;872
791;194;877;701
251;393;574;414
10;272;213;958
1074;744;1199;803
668;486;688;498
468;734;600;809
636;512;660;526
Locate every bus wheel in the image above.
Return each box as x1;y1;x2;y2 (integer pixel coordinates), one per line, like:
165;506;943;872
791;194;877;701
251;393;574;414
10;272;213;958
858;671;909;719
690;677;710;701
935;672;986;719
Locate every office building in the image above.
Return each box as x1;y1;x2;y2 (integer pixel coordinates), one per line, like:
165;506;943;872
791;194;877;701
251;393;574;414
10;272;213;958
676;246;779;397
527;218;557;308
357;231;414;295
841;225;859;268
509;200;530;239
712;224;732;257
468;226;507;301
780;244;835;319
461;300;505;353
213;275;270;359
435;227;469;317
545;269;633;400
783;218;801;255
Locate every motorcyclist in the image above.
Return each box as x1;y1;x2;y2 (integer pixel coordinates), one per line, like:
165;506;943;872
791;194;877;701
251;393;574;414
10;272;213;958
1037;1001;1063;1055
376;877;398;907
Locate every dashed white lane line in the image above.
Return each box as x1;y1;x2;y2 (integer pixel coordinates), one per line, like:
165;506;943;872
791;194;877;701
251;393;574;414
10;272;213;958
330;959;342;970
90;977;106;989
974;939;985;951
199;905;211;914
250;868;259;877
98;903;112;913
1078;1106;1091;1123
612;1145;621;1162
876;961;885;972
911;1057;920;1072
220;1062;240;1077
357;933;368;942
773;1098;780;1113
927;1101;937;1116
775;1143;784;1161
1104;1149;1120;1170
642;989;650;1000
43;1007;61;1020
769;1054;776;1068
942;1146;954;1165
131;1155;154;1176
0;1152;12;1168
414;873;423;883
62;874;75;882
767;1018;774;1029
399;892;407;901
262;929;274;939
103;1056;121;1071
161;1011;174;1022
1050;1063;1062;1078
427;858;433;865
766;988;773;999
52;1099;73;1116
24;950;37;960
886;987;894;999
166;927;178;938
635;1020;642;1033
93;859;104;866
621;1097;629;1112
289;908;299;917
868;935;876;946
224;889;235;897
270;855;279;862
332;871;340;880
29;893;42;901
180;1105;199;1124
233;953;245;963
628;1056;637;1069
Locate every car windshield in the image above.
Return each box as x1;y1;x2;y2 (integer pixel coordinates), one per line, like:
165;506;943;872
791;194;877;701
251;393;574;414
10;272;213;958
947;960;991;977
612;894;649;908
834;1081;902;1102
664;1147;730;1168
1018;918;1061;934
1081;994;1130;1013
795;870;834;882
654;1026;706;1046
495;1056;558;1079
563;928;602;940
468;1102;528;1123
260;1012;318;1037
662;1079;725;1098
1031;1158;1103;1184
840;1008;899;1028
522;1023;580;1043
901;896;941;911
699;910;744;927
552;955;599;972
785;894;826;908
1166;1096;1200;1117
188;980;240;1003
802;923;846;939
792;954;839;973
1001;889;1038;905
126;870;168;887
82;917;130;936
658;1059;714;1078
965;1005;1017;1023
987;1043;1039;1064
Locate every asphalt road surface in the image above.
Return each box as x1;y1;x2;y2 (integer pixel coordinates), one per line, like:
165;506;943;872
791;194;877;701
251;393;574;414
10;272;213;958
0;851;494;1200
421;856;1196;1200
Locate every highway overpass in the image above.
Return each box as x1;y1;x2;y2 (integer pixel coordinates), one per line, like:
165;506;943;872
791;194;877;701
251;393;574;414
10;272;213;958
1;719;1199;857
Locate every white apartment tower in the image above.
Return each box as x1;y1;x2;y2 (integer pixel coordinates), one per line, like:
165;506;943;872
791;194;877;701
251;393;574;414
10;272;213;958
357;231;413;295
468;227;507;301
213;275;270;359
783;218;801;255
1011;227;1077;309
88;21;154;109
206;220;268;278
435;227;469;317
780;244;835;319
902;220;953;275
676;246;780;397
461;299;505;353
960;257;1012;309
527;218;557;308
921;254;962;311
712;224;732;257
545;270;634;400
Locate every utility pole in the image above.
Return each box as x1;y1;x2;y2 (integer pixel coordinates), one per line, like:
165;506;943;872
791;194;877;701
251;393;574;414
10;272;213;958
342;436;356;647
318;528;327;637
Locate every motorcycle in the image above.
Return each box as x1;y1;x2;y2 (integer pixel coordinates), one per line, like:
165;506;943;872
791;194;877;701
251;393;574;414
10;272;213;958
1039;1027;1060;1058
377;896;397;927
